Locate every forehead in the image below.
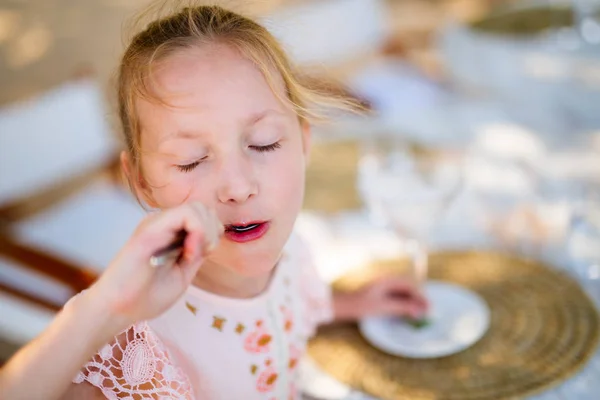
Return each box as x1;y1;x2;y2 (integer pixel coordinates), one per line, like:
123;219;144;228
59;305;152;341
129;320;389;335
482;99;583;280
136;43;290;140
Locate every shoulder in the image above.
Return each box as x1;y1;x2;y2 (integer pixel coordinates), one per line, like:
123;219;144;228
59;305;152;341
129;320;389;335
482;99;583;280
72;322;194;399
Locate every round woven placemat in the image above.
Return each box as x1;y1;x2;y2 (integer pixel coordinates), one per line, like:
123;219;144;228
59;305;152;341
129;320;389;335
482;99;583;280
308;251;600;400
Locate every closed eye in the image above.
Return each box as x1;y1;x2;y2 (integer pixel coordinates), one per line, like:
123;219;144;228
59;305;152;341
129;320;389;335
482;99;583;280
176;143;279;172
176;157;207;173
250;142;281;153
176;162;199;173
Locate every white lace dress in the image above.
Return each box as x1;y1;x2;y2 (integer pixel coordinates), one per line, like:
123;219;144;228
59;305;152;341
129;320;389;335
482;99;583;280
71;233;333;399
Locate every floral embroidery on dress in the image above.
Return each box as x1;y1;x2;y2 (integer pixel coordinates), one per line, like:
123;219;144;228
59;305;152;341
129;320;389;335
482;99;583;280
244;320;272;353
281;305;294;333
211;316;226;331
235;323;246;334
185;302;197;315
288;344;300;371
256;364;278;393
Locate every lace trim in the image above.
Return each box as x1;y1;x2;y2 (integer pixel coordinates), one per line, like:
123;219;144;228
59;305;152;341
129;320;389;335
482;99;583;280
74;322;194;399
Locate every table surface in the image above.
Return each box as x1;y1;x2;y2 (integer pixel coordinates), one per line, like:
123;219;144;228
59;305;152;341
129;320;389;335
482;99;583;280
298;82;600;399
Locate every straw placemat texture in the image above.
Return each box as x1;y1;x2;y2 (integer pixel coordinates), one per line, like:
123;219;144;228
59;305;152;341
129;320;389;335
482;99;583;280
308;251;600;400
303;139;454;213
304;140;362;212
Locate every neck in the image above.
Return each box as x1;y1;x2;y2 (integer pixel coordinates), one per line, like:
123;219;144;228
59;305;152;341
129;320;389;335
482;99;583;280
191;259;274;299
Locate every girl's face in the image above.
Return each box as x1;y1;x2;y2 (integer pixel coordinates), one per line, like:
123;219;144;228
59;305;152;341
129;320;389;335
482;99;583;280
131;44;310;277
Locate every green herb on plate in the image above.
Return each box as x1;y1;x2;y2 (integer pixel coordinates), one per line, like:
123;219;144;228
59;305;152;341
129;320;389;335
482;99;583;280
405;317;431;329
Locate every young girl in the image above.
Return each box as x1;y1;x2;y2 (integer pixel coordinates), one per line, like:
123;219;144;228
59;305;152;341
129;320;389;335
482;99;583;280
3;4;427;399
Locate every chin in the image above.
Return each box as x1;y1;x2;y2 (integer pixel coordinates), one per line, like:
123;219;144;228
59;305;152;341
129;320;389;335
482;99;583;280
213;250;277;277
207;217;294;276
236;258;279;277
211;242;283;277
225;222;293;274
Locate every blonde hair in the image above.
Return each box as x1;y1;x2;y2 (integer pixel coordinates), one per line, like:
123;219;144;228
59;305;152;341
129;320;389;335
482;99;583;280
117;1;364;198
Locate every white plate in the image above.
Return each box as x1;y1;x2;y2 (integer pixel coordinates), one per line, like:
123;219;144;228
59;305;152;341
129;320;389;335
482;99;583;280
359;281;490;358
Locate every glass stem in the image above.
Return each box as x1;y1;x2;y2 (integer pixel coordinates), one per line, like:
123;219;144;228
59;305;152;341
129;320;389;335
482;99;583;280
406;238;428;288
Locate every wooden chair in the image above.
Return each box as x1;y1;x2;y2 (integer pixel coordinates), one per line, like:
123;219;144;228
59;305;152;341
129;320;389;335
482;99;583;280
0;78;145;347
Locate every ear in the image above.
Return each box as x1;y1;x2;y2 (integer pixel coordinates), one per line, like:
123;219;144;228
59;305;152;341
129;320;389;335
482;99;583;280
120;151;159;208
300;120;311;161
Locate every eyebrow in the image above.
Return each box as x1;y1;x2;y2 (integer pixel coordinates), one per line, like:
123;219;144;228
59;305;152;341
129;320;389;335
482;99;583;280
247;109;287;126
164;109;286;142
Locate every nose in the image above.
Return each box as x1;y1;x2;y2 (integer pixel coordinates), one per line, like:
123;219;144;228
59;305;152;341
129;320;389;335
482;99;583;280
216;155;258;204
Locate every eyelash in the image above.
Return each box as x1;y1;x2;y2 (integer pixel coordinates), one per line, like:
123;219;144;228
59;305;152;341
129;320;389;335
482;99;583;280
250;142;281;153
177;162;200;173
175;142;281;173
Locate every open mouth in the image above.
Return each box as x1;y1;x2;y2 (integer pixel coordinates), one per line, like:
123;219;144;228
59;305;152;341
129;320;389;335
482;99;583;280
224;221;270;243
226;223;262;233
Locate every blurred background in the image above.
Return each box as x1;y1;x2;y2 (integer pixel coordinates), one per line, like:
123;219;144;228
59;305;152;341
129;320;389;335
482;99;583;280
1;0;599;399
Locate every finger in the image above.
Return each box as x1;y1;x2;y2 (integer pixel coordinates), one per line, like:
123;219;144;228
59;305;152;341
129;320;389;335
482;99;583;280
190;204;223;253
181;203;223;260
390;285;429;309
144;203;203;237
154;229;204;281
189;201;209;224
178;205;223;261
379;300;417;318
181;229;205;264
376;276;422;297
390;291;429;314
134;203;209;258
212;209;224;241
178;230;205;283
383;298;428;318
205;209;222;252
376;277;429;316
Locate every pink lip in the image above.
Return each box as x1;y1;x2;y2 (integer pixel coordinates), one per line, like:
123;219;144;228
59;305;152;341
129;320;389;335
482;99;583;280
224;222;270;243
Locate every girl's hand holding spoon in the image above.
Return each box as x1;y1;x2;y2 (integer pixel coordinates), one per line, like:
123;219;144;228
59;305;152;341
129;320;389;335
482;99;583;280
86;202;222;332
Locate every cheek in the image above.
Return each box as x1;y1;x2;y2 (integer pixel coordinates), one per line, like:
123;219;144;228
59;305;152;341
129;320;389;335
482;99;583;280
265;149;306;213
151;181;195;208
142;161;202;208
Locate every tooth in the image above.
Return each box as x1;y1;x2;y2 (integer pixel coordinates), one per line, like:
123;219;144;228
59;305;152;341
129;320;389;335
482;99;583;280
234;224;259;232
